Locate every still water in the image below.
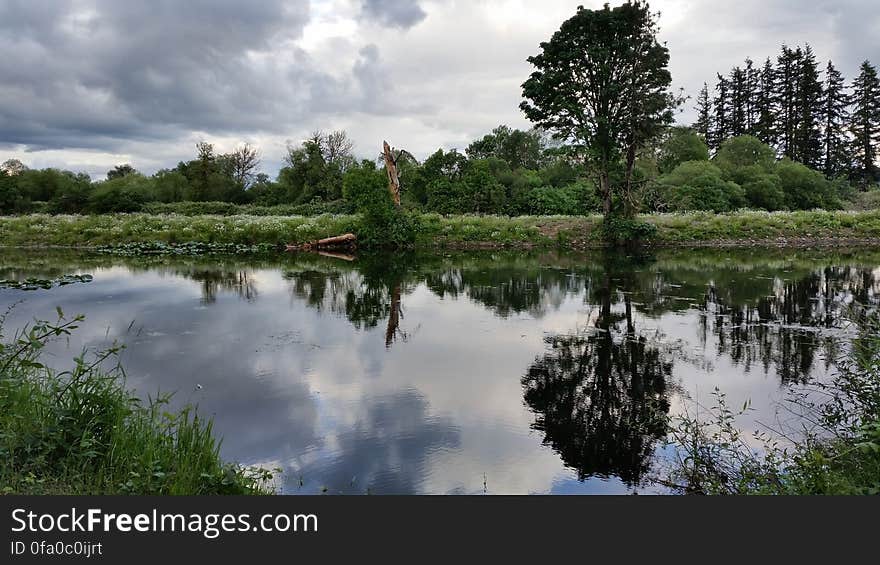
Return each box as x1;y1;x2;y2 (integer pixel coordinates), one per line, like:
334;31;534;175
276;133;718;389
2;247;878;494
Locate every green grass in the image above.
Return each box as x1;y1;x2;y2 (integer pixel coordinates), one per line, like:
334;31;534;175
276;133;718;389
2;210;880;250
664;312;880;495
0;312;274;495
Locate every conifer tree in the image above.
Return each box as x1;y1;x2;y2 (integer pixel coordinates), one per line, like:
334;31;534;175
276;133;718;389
849;60;880;188
712;73;731;150
753;58;777;146
744;58;758;134
775;45;801;159
794;45;823;168
729;66;748;137
694;82;713;144
821;60;850;178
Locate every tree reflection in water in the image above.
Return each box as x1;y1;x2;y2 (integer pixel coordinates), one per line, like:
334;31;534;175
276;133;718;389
522;258;672;486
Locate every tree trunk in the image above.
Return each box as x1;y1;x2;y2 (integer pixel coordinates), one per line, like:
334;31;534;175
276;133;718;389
382;141;402;207
385;283;402;348
623;140;637;217
599;171;612;217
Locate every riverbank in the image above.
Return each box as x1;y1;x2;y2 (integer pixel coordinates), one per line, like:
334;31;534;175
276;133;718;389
2;210;880;250
0;313;273;495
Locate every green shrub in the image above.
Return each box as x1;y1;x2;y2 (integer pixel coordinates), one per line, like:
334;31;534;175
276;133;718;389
88;175;155;213
343;161;421;247
714;135;776;173
658;161;746;212
601;214;657;245
658;126;710;174
776;159;841;210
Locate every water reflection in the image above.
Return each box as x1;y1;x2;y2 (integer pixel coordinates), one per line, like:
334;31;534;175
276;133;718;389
2;247;880;493
523;258;672;485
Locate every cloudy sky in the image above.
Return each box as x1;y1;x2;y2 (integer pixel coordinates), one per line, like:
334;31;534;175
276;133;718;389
1;0;878;179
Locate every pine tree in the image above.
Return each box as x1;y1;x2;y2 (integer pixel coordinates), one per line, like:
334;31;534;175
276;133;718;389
775;45;801;159
694;82;713;144
753;58;777;146
794;45;823;168
821;60;850;178
729;66;748;137
849;60;880;189
712;73;731;150
744;58;759;134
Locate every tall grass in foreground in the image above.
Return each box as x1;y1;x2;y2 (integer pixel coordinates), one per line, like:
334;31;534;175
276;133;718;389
662;310;880;495
0;311;273;494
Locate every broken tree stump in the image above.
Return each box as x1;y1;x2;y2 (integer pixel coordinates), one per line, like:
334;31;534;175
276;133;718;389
382;140;401;208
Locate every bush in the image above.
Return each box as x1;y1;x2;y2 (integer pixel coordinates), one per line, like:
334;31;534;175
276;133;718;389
601;214;657;245
776;159;841;210
88;175;155;213
343;161;421;247
714;135;776;173
658;127;710;174
527;186;580;215
846;188;880;211
658;161;746;212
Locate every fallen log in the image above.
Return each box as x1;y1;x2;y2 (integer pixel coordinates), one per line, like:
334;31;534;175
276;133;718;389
285;233;357;252
317;250;356;262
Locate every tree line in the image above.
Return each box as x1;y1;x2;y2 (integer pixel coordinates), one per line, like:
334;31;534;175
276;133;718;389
2;2;878;228
694;46;880;188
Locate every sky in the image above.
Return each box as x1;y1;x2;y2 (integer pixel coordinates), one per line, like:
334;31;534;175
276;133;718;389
1;0;878;179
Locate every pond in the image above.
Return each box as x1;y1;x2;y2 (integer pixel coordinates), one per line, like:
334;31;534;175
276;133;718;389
2;247;878;494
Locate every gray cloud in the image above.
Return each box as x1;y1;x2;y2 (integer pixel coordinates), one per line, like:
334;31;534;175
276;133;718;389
360;0;427;29
0;0;391;152
1;0;878;174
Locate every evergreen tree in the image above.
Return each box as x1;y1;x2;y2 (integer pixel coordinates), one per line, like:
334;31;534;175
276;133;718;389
821;61;851;178
753;58;777;146
712;73;731;150
744;58;758;134
729;66;748;137
775;45;801;159
694;82;712;143
794;45;823;168
849;60;880;188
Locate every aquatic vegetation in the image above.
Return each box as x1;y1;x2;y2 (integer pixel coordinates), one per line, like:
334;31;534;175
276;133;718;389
0;274;93;290
96;241;278;256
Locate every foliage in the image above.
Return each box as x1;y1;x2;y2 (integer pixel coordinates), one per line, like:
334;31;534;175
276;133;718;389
776;159;841;210
88;174;154;213
714;135;776;173
521;1;677;218
658;161;746;212
663;311;880;495
658;127;710;174
0;312;274;494
343;161;421;247
601;214;657;246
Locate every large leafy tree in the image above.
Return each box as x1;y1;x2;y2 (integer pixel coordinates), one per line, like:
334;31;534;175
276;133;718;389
521;1;676;217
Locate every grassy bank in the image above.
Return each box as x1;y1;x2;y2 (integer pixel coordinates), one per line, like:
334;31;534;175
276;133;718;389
0;313;272;494
663;312;880;495
3;210;880;250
